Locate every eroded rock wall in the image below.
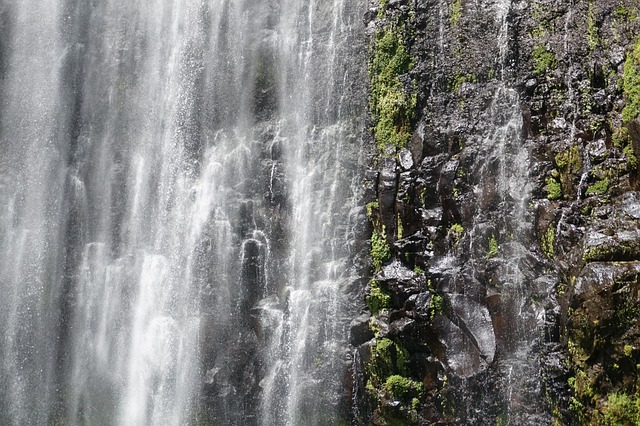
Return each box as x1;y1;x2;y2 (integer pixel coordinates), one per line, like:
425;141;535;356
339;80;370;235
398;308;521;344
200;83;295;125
353;0;640;424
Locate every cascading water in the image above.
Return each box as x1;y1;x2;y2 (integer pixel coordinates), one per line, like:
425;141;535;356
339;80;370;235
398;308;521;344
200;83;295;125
0;0;367;424
445;0;551;423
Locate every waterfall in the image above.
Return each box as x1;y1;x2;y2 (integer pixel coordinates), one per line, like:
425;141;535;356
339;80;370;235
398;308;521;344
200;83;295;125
0;0;367;424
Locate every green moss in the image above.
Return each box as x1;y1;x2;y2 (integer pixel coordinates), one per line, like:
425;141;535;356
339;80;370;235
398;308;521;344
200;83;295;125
370;24;415;152
385;375;424;400
487;234;498;258
615;6;629;18
419;188;427;206
555;145;582;170
566;270;640;424
368;338;410;388
572;369;595;401
623;36;640;123
366;200;380;218
583;239;640;262
397;213;404;239
553;144;583;198
449;223;463;247
532;44;556;76
367;279;391;315
545;177;562;200
586;178;609;196
613;127;630;148
603;393;640;425
369;316;382;337
371;227;391;270
623;143;638;170
430;294;444;320
541;224;555;259
449;0;462;26
413;265;424;275
449;72;476;93
587;1;598;51
450;223;463;235
411;397;420;410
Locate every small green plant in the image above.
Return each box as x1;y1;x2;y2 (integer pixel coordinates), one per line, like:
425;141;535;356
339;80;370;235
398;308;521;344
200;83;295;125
613;127;630;148
623;36;640;123
555;145;582;170
366;200;380;218
545;177;562;200
369;316;382;337
430;294;444;319
367;279;391;315
532;44;556;75
603;393;640;425
450;223;463;235
449;0;462;26
397;214;404;239
541;224;555;259
369;23;415;152
384;375;424;400
411;397;420;410
587;1;598;51
487;235;498;258
413;266;424;275
624;143;638;170
586;178;609;196
449;72;476;92
371;227;391;270
368;338;410;384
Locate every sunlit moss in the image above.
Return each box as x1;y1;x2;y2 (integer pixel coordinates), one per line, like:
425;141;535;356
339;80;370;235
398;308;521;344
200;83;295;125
385;375;423;400
371;226;391;271
586;178;609;196
449;0;462;26
623;36;640;123
545;177;562;200
369;12;415;152
541;224;555;259
367;279;391;315
532;44;556;75
487;234;498;258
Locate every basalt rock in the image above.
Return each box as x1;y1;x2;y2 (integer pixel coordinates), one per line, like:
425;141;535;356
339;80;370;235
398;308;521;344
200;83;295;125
357;0;640;424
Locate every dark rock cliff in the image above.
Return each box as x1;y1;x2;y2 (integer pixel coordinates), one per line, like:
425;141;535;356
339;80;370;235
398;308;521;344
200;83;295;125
352;0;640;424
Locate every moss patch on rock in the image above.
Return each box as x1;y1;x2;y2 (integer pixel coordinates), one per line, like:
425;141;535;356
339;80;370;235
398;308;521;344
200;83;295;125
369;5;415;153
623;36;640;123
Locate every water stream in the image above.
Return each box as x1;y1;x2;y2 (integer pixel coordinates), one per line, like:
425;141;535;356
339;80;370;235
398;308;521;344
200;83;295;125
453;0;549;423
0;0;366;424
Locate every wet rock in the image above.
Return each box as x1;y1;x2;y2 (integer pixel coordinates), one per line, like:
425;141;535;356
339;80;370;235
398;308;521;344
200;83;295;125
621;191;640;219
399;148;414;170
436;295;495;378
587;138;607;163
388;316;414;337
608;45;625;67
350;313;375;346
364;8;378;24
628;116;640;145
574;262;640;297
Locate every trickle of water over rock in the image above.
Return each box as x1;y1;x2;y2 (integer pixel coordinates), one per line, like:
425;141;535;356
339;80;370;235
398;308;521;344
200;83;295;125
0;0;367;424
445;2;550;423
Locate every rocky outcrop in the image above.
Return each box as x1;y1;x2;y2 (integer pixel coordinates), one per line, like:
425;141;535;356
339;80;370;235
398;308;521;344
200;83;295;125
354;0;640;424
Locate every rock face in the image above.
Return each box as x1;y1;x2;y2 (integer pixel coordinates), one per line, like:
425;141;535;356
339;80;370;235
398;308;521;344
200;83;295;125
353;0;640;424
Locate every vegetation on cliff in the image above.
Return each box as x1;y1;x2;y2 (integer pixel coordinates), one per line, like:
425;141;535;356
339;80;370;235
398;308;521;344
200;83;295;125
368;2;415;152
